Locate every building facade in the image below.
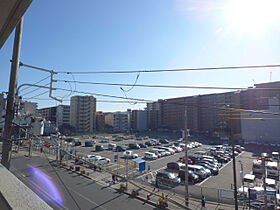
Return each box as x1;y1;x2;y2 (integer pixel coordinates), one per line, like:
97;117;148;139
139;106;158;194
96;111;105;131
113;111;130;133
38;106;57;125
131;110;147;131
147;82;280;136
56;105;70;128
70;95;96;133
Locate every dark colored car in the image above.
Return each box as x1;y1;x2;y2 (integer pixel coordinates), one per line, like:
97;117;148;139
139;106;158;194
139;143;148;148
116;145;127;152
128;143;140;149
167;162;184;172
178;169;199;183
95;145;104;151
85;140;95;147
145;141;152;146
74;141;82;146
159;139;169;144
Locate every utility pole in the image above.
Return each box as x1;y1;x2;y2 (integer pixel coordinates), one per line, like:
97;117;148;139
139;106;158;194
239;160;245;209
184;105;189;207
1;18;23;169
228;103;238;210
261;153;268;210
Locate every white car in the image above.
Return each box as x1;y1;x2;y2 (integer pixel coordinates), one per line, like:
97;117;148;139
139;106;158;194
95;157;111;165
162;147;175;155
170;146;182;153
83;155;102;163
144;152;157;160
123;151;138;159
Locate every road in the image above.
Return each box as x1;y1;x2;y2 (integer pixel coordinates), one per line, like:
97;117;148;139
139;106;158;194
10;153;156;210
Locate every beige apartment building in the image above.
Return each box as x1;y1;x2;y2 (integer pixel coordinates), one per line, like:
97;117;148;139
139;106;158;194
70;95;96;133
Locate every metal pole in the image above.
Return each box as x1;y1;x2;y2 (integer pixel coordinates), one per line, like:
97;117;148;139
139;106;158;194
1;18;23;169
240;161;245;209
262;157;268;210
126;157;128;190
230;114;238;210
184;105;189;207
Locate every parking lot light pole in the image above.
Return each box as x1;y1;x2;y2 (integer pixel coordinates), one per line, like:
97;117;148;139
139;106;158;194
184;105;189;207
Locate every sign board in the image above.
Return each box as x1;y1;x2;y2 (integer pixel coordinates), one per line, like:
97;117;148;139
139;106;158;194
220;190;234;199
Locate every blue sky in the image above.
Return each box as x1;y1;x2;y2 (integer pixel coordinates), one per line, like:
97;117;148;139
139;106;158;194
1;0;280;111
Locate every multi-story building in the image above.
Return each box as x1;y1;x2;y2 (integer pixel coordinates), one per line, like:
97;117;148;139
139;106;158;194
56;105;70;128
131;110;147;131
113;111;130;133
147;81;280;136
147;100;164;130
96;111;105;131
70;95;96;133
20;101;37;115
241;98;280;144
38;106;57;125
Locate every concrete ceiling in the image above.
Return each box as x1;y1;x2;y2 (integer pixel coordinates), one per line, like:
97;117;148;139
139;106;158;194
0;0;33;49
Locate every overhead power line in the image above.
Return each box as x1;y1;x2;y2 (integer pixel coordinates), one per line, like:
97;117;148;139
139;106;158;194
57;80;247;90
20;76;51;93
21;83;50;97
24;91;49;100
20;62;280;74
57;80;280;90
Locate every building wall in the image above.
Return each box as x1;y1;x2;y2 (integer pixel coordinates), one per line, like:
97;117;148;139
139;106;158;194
56;105;70;128
241;98;280;144
113;112;130;132
22;101;37;115
38;106;57;125
131;110;147;131
0;93;6;132
70;95;96;133
96;111;105;131
104;113;114;126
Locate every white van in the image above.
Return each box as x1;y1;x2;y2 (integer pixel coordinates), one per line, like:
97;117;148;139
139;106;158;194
188;165;208;179
265;178;277;190
243;174;256;188
266;161;278;178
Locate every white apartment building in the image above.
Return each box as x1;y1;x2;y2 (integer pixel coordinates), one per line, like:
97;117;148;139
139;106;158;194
56;105;70;128
113;111;130;132
70;96;96;133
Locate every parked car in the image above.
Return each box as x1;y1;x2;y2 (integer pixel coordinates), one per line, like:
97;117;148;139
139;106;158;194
123;150;138;159
188;165;208;180
144;152;157;160
167;162;184;172
159;139;169;144
108;143;116;150
116;145;127;152
95;145;104;151
156;171;181;186
145;141;154;146
85;140;95;147
178;169;199;183
139;143;148;148
128;143;140;150
197;162;219;175
149;149;162;158
95;157;111;165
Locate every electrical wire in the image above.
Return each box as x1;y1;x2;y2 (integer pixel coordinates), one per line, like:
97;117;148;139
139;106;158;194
20;83;50;97
19;76;51;93
20;62;280;74
57;80;276;90
24;91;49;100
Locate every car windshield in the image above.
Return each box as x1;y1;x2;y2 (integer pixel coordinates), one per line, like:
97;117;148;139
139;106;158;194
200;168;206;172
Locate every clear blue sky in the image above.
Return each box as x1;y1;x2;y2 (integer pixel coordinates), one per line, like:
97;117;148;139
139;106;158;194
1;0;280;112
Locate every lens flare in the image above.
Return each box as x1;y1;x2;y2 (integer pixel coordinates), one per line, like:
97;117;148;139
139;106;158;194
28;166;63;206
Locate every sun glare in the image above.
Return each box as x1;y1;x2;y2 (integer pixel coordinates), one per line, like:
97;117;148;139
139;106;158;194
225;0;280;32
